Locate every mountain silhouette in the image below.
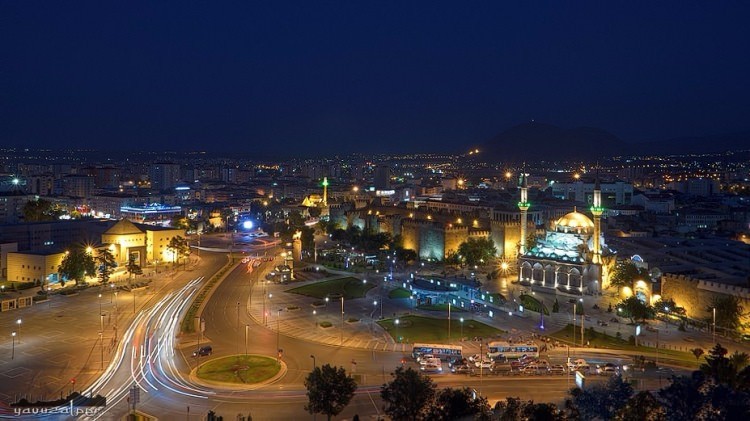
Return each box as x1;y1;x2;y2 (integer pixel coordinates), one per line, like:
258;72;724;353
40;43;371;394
481;122;628;162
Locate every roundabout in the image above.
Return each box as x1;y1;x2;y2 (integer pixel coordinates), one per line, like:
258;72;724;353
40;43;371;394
191;354;286;390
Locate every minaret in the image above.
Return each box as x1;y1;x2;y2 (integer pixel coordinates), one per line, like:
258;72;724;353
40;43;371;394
518;171;530;255
590;173;603;264
322;177;329;207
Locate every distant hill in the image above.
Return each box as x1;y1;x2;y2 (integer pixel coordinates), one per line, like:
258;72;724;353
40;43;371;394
480;122;629;162
631;131;750;155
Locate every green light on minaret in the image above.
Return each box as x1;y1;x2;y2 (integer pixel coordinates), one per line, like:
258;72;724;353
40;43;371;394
322;177;329;187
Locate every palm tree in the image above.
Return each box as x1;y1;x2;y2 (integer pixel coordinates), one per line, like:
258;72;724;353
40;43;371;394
730;351;750;372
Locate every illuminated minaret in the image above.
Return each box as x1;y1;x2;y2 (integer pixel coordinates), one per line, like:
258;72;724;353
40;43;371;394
322;177;329;207
590;173;603;264
517;171;530;255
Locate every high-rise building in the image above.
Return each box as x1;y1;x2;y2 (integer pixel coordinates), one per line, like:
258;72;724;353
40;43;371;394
149;162;181;191
374;164;391;190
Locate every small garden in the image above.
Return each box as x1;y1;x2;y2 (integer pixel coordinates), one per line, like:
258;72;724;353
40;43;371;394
196;355;280;384
286;277;376;300
518;294;549;315
377;315;504;343
388;287;411;299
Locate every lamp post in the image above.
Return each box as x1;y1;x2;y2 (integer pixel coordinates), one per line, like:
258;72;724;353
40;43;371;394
395;318;400;343
11;331;17;359
98;332;104;370
98;293;103;331
310;354;316;369
448;302;451;344
460;317;464;342
236;301;240;329
16;319;22;344
712;307;716;344
340;296;345;347
276;309;282;361
244;324;249;356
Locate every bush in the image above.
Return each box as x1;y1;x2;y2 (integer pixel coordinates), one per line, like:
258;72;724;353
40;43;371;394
628;335;636;345
319;321;333;328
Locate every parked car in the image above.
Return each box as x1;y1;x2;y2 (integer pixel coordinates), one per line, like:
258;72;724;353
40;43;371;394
491;364;513;375
597;363;618;375
521;363;548;375
192;345;212;357
421;363;442;373
549;364;566;375
475;360;493;370
518;355;537;365
451;364;472;374
468;354;482;363
418;354;435;364
449;357;468;368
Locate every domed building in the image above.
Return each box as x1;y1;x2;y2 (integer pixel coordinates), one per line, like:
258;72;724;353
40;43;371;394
517;174;614;294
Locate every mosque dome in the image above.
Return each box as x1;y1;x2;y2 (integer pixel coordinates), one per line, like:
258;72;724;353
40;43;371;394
555;210;594;233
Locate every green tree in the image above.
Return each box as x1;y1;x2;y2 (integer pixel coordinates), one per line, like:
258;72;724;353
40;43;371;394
125;254;143;286
653;297;686;316
424;387;490;421
304;364;357;421
22;198;61;222
96;249;117;285
708;295;744;333
609;260;649;289
58;249;96;286
692;347;705;361
166;236;191;266
615;391;666;421
569;375;633;420
170;215;190;230
396;248;418;263
381;366;436;421
617;296;655;324
457;237;497;267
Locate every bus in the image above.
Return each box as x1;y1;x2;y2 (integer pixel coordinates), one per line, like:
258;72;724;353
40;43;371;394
411;343;463;361
486;341;540;360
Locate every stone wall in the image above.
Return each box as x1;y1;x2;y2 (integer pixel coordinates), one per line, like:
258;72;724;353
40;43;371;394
661;274;750;326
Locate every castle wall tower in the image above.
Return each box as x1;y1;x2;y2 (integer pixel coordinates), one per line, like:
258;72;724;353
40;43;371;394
591;175;603;265
517;172;530;255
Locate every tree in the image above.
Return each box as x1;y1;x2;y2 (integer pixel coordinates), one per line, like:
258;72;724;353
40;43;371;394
609;260;649;289
569;375;633;420
692;348;705;361
304;364;357;421
125;254;143;285
615;391;666;421
424;387;490;421
381;366;436;421
170;215;190;230
166;236;190;266
616;296;655;324
395;248;418;263
708;295;744;333
653;297;685;316
22;198;61;222
96;249;117;285
457;237;497;267
58;249;96;286
494;397;564;421
700;344;739;386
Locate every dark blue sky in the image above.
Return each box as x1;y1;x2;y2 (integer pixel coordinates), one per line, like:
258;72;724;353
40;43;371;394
2;2;749;156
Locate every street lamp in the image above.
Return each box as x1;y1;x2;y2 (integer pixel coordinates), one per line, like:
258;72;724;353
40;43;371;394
310;354;316;369
276;309;283;361
460;317;464;341
16;319;21;344
98;293;103;331
340;296;345;347
98;332;104;370
11;331;16;359
395;318;400;343
245;324;249;356
313;310;317;328
713;307;717;344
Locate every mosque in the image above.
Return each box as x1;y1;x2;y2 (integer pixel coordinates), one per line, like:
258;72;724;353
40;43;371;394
517;173;615;295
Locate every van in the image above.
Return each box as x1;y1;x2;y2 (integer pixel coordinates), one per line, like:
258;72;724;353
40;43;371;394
192;345;212;357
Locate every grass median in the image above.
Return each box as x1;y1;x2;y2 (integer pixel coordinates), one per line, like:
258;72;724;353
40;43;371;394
286;276;376;299
196;355;280;384
377;315;504;343
549;324;699;368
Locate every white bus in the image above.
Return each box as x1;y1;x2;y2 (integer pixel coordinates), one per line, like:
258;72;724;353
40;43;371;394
411;343;463;361
486;341;540;359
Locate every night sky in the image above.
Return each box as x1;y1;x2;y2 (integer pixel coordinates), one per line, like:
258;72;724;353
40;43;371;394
2;2;749;156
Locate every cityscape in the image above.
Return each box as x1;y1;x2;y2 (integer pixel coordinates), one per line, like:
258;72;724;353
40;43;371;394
2;2;750;421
